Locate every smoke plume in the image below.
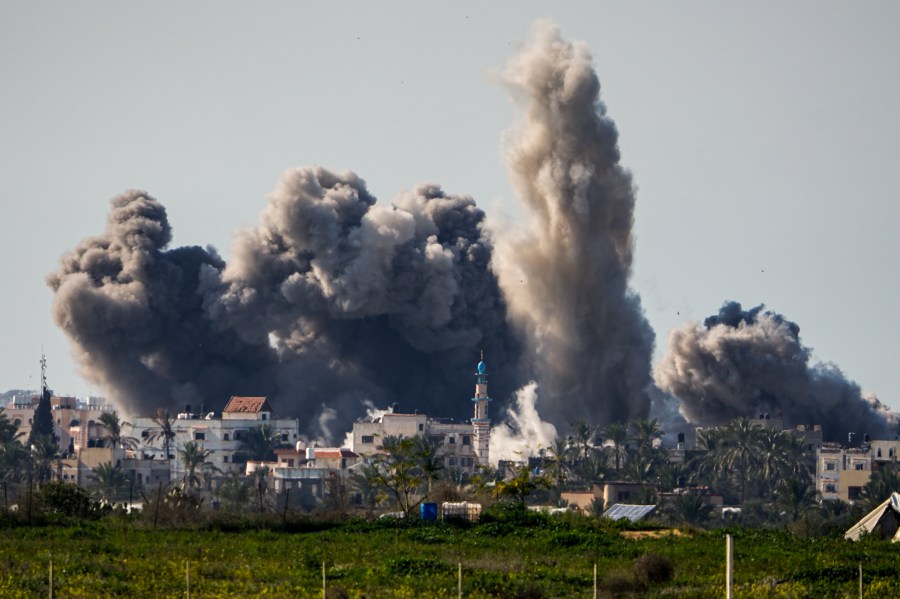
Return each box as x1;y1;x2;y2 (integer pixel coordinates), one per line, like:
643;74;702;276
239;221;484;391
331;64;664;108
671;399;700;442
492;22;655;429
655;301;893;441
48;172;522;438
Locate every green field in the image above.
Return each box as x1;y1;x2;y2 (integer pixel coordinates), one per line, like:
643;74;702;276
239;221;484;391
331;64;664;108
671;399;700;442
0;507;897;598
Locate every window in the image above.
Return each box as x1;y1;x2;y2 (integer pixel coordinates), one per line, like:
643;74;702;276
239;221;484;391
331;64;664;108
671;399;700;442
234;430;246;441
223;433;230;441
462;436;471;446
854;462;865;471
262;413;267;420
448;458;457;467
361;435;374;444
418;424;424;432
848;486;862;500
448;436;456;445
281;433;288;442
878;448;883;458
141;430;149;438
194;432;205;440
223;456;229;463
824;483;837;493
825;462;835;471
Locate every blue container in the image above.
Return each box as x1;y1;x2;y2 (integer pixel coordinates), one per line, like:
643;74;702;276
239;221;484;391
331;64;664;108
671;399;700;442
420;502;438;521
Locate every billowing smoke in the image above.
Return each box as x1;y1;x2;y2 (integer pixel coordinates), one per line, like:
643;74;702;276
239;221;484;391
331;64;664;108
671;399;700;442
49;23;888;446
48;171;522;438
490;382;559;462
492;22;655;429
46;191;280;419
655;301;893;441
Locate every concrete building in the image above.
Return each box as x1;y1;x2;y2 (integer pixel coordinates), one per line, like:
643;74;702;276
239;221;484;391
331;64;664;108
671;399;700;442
350;355;492;475
817;443;872;502
4;393;115;455
129;396;300;479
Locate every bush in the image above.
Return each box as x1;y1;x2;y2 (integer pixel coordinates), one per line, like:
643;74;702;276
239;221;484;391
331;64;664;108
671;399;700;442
37;482;99;519
633;553;674;585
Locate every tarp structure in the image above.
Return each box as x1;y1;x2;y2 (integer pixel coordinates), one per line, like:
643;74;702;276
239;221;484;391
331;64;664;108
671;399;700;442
844;492;900;542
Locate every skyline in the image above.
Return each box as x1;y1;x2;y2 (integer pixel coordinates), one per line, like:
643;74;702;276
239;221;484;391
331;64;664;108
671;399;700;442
2;3;899;418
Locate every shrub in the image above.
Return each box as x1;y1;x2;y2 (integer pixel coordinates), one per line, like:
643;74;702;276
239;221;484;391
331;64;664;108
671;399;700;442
633;553;674;585
37;482;99;519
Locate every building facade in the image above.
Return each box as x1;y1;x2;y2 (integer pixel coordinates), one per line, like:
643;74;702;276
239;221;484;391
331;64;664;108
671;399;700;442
350;355;493;474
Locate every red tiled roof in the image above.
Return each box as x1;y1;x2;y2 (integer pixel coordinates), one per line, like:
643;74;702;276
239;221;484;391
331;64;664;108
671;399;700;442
223;396;271;413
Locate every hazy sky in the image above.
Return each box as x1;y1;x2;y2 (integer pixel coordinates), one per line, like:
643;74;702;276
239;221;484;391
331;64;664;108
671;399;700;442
2;2;899;412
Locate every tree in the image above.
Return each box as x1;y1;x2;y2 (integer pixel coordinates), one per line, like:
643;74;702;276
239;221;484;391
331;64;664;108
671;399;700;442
367;435;439;518
861;464;900;509
0;409;22;446
27;387;58;483
602;422;628;476
758;429;809;497
147;408;177;460
238;424;283;462
718;418;764;503
544;436;571;487
88;461;130;503
775;477;817;522
98;412;137;450
666;493;713;528
177;441;217;490
492;462;551;505
217;472;253;512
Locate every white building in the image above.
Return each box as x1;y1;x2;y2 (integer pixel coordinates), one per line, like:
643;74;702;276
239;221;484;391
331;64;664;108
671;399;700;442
129;396;300;478
350;355;492;475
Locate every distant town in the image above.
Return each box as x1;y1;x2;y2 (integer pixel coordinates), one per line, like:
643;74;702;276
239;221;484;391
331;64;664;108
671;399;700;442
2;353;898;527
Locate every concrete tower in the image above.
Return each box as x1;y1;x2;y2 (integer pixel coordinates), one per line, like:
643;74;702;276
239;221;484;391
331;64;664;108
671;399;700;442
472;351;492;466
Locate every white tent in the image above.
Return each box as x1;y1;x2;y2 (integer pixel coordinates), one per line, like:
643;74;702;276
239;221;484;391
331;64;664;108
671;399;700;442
844;492;900;542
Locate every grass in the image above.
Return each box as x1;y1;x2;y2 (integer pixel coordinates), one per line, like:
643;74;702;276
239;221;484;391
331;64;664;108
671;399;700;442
0;508;897;598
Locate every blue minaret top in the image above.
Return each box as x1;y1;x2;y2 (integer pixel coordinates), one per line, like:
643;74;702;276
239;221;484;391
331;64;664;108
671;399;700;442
475;350;488;385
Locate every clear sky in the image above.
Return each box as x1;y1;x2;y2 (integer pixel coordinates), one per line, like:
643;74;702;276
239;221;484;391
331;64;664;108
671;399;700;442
2;2;899;411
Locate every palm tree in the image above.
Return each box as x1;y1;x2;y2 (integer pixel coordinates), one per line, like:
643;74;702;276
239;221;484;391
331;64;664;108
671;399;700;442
88;461;130;503
666;493;713;528
544;436;571;487
97;412;137;450
570;419;598;465
0;409;22;445
177;441;217;489
719;418;764;503
238;424;283;462
758;429;809;497
630;419;663;451
775;477;817;522
147;408;177;460
602;422;628;476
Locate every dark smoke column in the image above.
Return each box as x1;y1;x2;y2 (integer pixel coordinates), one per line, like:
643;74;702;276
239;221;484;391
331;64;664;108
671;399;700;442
46;190;278;417
494;23;655;427
655;301;892;441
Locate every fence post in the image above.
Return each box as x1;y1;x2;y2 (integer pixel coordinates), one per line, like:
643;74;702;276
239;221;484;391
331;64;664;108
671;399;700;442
49;560;53;599
859;563;863;599
593;562;598;599
186;561;190;599
322;560;326;598
458;562;462;599
725;534;733;599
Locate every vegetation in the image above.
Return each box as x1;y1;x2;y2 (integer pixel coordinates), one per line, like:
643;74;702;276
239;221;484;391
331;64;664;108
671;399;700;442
0;504;898;598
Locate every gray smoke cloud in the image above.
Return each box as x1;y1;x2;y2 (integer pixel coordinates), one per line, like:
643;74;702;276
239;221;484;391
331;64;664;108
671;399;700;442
655;301;893;442
492;22;655;428
46;191;280;417
48;172;521;439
